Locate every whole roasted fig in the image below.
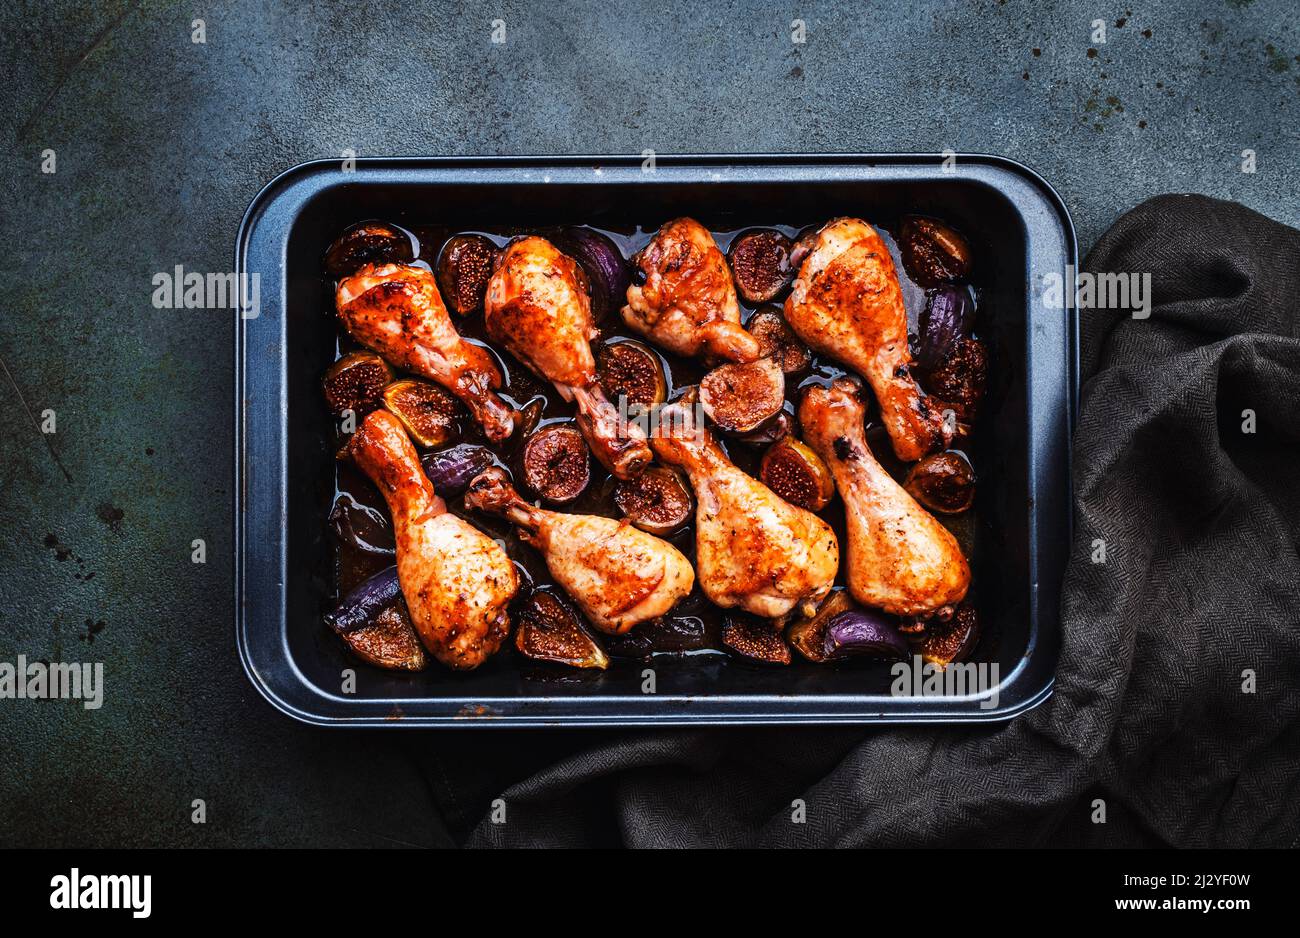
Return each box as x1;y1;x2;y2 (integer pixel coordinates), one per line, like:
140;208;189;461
903;451;976;515
325;221;413;278
899;216;973;287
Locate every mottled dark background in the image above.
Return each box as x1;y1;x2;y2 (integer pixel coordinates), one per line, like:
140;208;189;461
1;0;1296;846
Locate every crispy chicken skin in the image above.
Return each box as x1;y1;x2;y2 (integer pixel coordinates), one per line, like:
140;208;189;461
623;217;762;363
464;467;694;634
485;236;652;480
800;378;969;616
348;410;517;669
785;218;951;462
336;263;515;441
651;396;838;622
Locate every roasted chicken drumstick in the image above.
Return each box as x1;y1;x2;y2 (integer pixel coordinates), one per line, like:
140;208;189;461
785;217;951;461
336;263;515;441
348;409;518;669
652;396;838;622
623;217;762;363
800;377;969;617
464;467;694;634
485;236;652;480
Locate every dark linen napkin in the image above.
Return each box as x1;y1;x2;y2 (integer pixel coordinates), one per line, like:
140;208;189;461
417;195;1300;847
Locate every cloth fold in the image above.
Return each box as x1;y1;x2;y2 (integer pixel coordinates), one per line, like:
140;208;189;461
421;195;1300;848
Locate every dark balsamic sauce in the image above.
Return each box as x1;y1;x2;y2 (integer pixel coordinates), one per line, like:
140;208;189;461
326;222;981;676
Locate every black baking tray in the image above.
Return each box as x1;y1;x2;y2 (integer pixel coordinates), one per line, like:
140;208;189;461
234;154;1077;728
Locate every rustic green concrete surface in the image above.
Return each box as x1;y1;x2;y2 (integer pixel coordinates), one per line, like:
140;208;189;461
0;0;1296;846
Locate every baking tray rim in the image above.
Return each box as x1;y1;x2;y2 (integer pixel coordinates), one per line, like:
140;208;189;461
234;153;1079;729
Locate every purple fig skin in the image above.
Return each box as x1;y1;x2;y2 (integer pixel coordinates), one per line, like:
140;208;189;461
917;287;975;372
822;610;909;661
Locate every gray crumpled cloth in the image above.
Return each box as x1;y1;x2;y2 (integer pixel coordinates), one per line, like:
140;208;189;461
418;195;1300;847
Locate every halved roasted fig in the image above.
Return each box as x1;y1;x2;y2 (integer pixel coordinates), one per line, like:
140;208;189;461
515;590;609;670
699;356;785;435
822;610;909;661
728;229;794;303
325;221;414;278
381;379;461;448
898;216;973;287
342;603;428;671
520;424;590;504
324;567;426;671
436;234;499;315
613;466;693;535
420;443;496;497
787;589;856;663
904;451;976;515
322;351;392;419
920;602;980;667
760;437;834;511
923;337;988;422
747;306;811;375
722;615;792;665
597;339;667;409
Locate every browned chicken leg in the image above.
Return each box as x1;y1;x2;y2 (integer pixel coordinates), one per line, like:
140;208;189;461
464;467;694;634
623;217;762;363
485;236;652;479
652;396;838;622
348;409;518;669
785;218;951;462
337;263;515;441
800;378;969;616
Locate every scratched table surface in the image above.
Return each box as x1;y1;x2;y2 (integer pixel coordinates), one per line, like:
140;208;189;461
1;0;1296;847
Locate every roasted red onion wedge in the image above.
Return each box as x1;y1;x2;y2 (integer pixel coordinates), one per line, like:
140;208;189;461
823;610;910;661
554;227;630;322
420;444;496;497
917;287;976;372
325;565;402;634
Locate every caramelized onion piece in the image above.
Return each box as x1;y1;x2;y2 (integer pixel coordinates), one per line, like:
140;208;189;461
747;307;811;375
903;451;976;515
760;437;833;511
322;351;392;419
728;229;794;303
325;221;413;278
516;591;609;669
722;615;792;665
520;424;590;504
898;216;973;287
699;356;785;435
613;466;693;535
597;339;667;409
381;379;461;448
436;234;499;315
